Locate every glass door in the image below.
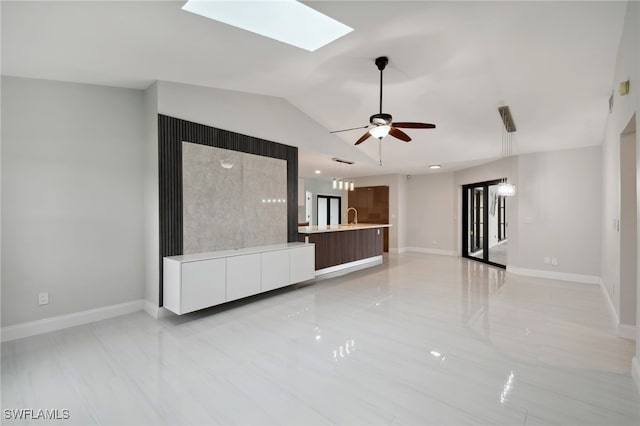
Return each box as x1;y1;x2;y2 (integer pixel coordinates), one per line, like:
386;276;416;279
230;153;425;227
462;179;507;268
317;195;341;227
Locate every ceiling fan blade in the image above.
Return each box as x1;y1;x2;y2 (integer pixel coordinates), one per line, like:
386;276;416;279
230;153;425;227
329;125;369;134
392;122;436;129
389;127;411;142
354;131;372;145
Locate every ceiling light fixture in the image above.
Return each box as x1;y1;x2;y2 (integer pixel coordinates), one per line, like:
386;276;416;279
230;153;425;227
331;158;355;192
182;0;353;52
220;159;234;169
315;170;321;174
429;165;441;170
369;124;391;140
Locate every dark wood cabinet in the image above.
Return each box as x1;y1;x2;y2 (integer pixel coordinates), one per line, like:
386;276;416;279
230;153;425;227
348;186;389;252
299;227;384;270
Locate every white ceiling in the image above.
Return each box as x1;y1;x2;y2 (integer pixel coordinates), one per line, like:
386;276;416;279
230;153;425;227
1;1;627;178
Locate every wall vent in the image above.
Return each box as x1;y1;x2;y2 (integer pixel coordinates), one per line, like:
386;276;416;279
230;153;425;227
332;157;355;165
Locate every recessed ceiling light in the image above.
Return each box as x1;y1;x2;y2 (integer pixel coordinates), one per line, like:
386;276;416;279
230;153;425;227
429;164;442;170
182;0;353;52
315;170;321;174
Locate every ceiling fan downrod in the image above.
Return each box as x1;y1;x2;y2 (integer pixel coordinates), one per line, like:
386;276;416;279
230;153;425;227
375;56;388;115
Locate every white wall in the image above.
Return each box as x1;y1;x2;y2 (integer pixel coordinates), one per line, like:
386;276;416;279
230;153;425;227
1;76;146;326
405;172;456;255
599;0;639;385
516;147;601;277
156;81;374;167
601;0;639;322
620;131;637;326
406;146;600;280
143;83;159;309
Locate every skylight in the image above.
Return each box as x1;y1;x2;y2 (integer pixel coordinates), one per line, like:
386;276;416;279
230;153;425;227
182;0;353;52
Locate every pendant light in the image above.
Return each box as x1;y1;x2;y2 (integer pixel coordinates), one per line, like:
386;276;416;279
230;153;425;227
496;106;516;197
330;157;355;192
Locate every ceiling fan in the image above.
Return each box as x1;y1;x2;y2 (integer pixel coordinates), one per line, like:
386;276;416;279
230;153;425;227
330;56;436;145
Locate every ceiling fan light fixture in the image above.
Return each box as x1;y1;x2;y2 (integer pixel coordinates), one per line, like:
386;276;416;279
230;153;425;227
369;125;391;139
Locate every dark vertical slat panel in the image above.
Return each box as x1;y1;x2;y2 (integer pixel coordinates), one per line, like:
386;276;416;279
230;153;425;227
157;114;298;307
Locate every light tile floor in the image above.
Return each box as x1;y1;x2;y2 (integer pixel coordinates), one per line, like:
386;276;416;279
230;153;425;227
2;253;639;425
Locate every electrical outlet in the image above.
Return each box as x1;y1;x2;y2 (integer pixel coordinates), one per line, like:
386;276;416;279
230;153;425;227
543;256;550;264
38;292;49;306
551;257;558;266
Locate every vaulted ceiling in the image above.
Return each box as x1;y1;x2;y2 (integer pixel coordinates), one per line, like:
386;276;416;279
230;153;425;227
1;1;627;177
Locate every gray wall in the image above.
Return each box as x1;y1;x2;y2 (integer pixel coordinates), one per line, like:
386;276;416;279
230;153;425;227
1;76;146;326
143;83;159;307
405;172;456;254
600;0;640;349
403;146;601;278
620;131;637;326
516;147;601;276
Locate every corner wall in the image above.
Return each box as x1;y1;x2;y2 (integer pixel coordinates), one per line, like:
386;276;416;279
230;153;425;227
1;76;146;327
599;0;639;390
405;172;456;255
143;83;159;312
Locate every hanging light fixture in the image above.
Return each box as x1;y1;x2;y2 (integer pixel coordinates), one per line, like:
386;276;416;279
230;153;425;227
496;106;516;197
330;158;356;192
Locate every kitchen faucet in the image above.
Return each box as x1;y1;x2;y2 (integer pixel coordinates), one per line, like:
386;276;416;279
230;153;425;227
347;207;358;225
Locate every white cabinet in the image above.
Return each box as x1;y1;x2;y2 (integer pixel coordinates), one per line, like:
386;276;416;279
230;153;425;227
163;258;225;315
163;243;315;315
227;253;261;301
262;249;290;292
182;259;226;313
290;245;315;283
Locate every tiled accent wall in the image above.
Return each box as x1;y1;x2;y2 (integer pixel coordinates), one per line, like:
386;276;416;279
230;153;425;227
158;114;298;306
182;143;287;254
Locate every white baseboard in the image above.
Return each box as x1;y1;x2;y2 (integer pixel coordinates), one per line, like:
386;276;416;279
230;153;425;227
315;256;383;279
599;277;619;322
617;324;637;340
143;301;174;319
144;300;160;318
632;357;640;394
1;300;144;343
598;279;638;340
389;247;408;254
506;266;600;285
405;247;457;256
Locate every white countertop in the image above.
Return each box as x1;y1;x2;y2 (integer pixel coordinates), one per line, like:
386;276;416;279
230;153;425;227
298;223;392;234
164;242;313;263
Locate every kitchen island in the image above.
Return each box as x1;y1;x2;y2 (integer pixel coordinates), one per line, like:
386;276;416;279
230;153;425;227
298;223;391;277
